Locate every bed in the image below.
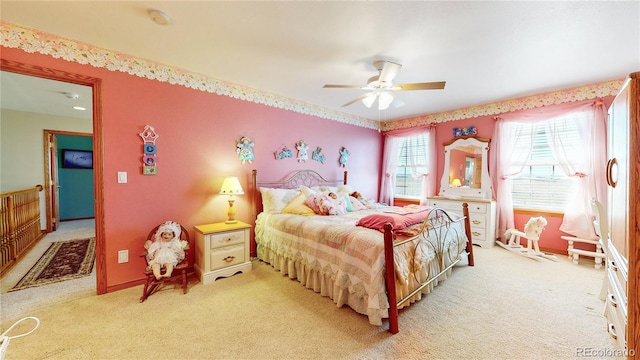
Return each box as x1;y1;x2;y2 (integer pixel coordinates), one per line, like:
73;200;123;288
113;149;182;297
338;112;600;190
251;169;474;334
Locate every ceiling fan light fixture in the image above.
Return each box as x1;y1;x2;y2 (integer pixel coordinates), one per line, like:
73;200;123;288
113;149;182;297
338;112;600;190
362;93;376;108
378;91;394;110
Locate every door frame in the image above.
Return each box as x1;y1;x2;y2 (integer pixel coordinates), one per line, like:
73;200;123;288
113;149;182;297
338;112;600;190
1;59;107;295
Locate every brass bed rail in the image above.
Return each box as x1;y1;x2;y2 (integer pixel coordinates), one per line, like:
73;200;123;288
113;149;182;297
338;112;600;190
384;203;473;334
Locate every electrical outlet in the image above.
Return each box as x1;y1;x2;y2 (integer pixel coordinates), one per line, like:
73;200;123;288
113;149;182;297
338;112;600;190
118;250;129;263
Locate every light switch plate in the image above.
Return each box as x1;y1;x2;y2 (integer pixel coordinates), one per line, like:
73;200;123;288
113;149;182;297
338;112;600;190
118;250;128;263
117;171;127;183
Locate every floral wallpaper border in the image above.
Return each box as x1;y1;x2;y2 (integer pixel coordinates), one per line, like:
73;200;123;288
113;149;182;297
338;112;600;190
0;21;624;132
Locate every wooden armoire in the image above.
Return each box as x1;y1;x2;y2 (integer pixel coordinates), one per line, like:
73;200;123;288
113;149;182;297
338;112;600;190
605;71;638;357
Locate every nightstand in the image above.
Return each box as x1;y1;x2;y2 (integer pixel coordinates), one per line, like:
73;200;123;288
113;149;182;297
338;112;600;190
194;221;252;285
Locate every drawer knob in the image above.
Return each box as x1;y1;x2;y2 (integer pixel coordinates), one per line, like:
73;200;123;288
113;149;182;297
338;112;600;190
472;220;481;224
608;293;618;308
607;323;617;340
472;232;481;236
223;255;236;263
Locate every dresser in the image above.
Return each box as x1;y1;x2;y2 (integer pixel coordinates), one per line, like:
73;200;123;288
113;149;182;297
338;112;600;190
194;221;252;285
604;71;638;356
426;196;497;248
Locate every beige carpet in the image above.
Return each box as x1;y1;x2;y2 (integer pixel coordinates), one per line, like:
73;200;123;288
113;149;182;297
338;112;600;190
1;220;96;322
0;245;615;360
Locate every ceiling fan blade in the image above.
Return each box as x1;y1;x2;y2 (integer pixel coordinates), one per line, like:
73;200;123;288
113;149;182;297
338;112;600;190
341;92;375;107
323;84;366;89
394;81;446;91
378;61;402;83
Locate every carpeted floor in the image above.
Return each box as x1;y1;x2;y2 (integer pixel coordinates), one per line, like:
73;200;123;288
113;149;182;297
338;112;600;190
0;245;616;360
0;220;96;323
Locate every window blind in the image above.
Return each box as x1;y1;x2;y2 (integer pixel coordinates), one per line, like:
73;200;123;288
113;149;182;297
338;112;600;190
395;134;429;198
510;114;583;211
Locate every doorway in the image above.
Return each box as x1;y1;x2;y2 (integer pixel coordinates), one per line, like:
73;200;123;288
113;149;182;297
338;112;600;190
1;59;106;295
44;130;94;232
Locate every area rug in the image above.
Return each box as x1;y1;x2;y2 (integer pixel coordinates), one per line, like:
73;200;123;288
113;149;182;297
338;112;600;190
10;238;96;292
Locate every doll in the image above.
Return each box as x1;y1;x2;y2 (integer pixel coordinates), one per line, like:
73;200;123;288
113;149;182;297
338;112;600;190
145;221;185;280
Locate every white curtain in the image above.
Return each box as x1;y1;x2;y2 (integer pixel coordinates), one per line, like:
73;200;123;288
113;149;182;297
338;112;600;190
490;121;536;239
490;99;608;241
379;126;436;206
379;136;402;205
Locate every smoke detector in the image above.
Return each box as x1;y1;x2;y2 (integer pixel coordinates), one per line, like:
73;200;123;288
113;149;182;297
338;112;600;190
62;92;80;100
148;9;172;25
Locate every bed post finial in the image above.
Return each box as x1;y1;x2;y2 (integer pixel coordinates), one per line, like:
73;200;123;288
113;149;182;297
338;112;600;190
343;171;348;185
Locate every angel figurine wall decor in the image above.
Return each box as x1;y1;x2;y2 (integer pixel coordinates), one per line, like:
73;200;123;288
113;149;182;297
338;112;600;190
339;147;350;167
236;136;255;164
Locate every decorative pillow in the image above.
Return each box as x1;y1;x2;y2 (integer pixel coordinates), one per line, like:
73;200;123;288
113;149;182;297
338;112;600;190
310;185;337;194
260;187;299;214
349;196;367;211
282;193;315;216
299;185;316;197
343;196;354;212
336;185;353;197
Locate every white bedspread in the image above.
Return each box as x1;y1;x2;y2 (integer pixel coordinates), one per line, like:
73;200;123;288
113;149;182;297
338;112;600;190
255;208;468;326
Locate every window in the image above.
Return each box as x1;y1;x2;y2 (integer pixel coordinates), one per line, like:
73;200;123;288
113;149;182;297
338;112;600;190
510;114;583;212
394;133;429;198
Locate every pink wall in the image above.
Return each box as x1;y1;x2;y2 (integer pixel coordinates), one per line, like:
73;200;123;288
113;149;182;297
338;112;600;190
2;47;382;290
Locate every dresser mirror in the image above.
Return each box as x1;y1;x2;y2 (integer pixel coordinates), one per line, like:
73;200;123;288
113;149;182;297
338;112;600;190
438;135;493;199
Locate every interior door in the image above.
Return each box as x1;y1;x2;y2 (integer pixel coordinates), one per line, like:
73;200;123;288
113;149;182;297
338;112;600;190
51;134;60;231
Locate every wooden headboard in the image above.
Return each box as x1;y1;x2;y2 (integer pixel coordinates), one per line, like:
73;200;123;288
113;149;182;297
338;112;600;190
251;169;348;216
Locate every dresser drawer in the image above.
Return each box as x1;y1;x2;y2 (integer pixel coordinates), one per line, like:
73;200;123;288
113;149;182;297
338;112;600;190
466;203;487;214
469;214;487;229
469;228;486;242
211;244;245;270
607;267;628;320
428;200;460;213
210;230;246;249
605;290;628;351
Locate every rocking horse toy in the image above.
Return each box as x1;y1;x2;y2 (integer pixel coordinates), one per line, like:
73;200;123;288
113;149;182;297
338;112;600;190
496;216;557;261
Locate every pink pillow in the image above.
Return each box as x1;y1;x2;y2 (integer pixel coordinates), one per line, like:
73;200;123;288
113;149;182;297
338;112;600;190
349;196;367;211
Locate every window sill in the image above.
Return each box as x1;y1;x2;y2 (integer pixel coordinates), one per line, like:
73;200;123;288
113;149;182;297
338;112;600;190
393;197;420;206
513;208;564;217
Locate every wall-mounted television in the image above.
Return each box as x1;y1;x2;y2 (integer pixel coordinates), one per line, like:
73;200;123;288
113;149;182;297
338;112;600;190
61;149;93;169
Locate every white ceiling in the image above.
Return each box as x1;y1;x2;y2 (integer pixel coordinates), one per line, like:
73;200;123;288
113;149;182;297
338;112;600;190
1;1;639;122
1;71;93;119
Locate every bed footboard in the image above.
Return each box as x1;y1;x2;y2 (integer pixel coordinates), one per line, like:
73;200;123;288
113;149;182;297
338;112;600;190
384;202;473;334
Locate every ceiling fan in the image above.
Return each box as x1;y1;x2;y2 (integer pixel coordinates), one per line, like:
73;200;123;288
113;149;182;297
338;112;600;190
323;60;446;110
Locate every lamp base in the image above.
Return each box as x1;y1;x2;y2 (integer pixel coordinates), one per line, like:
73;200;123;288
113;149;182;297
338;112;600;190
225;219;238;224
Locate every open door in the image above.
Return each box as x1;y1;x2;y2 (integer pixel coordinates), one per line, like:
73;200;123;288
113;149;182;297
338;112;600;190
46;132;60;231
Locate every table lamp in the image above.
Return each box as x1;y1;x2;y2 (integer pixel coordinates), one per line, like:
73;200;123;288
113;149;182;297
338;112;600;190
451;178;462;187
219;176;244;224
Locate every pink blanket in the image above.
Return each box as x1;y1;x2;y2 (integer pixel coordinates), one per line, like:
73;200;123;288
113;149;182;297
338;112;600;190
356;206;435;232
